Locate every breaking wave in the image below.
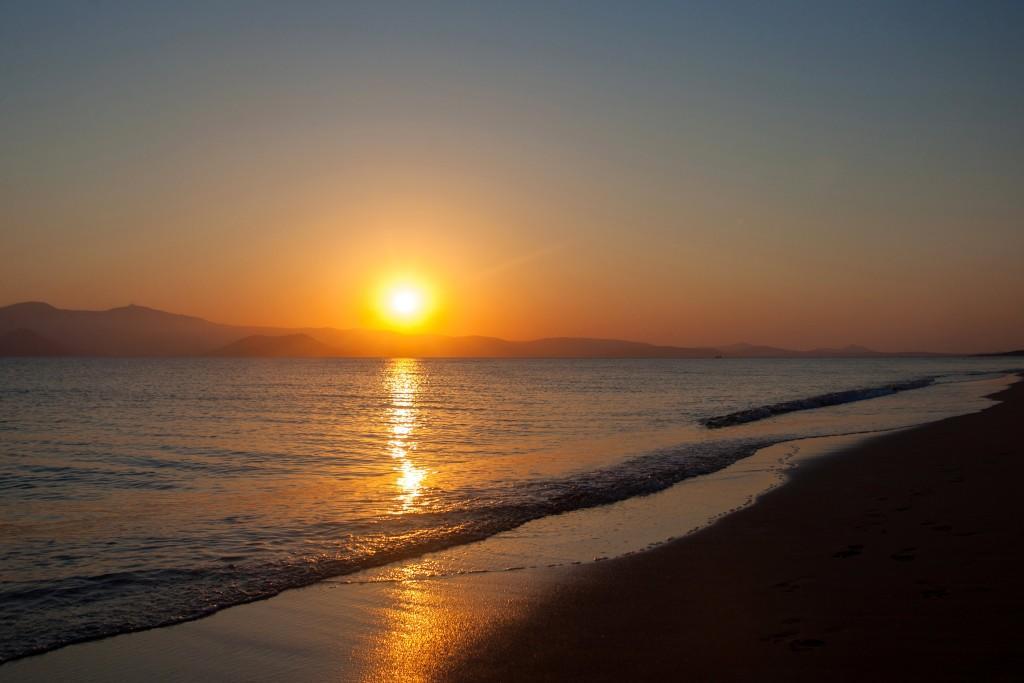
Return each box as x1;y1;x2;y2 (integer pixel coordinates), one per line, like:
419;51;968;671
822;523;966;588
701;378;935;428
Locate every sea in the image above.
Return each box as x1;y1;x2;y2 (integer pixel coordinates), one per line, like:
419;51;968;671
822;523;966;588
0;356;1019;663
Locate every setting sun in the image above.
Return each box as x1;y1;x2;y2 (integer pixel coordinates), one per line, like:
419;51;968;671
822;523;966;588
389;289;422;318
373;277;438;330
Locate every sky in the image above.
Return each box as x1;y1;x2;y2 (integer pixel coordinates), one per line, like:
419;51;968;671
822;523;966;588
2;1;1022;352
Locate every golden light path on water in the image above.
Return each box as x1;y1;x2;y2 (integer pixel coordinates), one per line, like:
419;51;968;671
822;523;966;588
372;358;493;682
367;359;568;681
386;359;428;511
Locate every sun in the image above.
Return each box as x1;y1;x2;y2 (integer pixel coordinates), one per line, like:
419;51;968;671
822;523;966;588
389;288;423;318
374;277;437;329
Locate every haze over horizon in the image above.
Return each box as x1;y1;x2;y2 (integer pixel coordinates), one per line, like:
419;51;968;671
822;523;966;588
3;2;1023;353
1;299;1011;355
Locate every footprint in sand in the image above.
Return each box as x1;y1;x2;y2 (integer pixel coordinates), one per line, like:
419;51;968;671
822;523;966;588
774;577;811;593
761;629;799;643
833;544;864;559
890;547;917;561
789;638;826;652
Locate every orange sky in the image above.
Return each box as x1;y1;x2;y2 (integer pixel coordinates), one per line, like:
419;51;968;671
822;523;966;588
2;3;1022;353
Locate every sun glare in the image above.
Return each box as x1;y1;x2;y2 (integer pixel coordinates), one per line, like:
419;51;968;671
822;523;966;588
390;289;423;317
375;277;437;330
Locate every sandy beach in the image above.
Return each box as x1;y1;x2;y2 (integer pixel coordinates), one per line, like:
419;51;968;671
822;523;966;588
445;376;1024;681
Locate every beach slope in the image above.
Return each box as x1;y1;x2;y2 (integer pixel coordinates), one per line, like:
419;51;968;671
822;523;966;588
447;377;1024;681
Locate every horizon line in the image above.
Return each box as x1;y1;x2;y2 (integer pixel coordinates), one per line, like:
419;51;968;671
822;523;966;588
3;300;1018;357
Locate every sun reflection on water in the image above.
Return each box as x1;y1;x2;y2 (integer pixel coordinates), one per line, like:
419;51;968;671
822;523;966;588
386;359;428;511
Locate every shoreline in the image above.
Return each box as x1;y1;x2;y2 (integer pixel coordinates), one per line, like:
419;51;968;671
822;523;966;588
2;374;1019;681
0;433;874;681
445;375;1024;681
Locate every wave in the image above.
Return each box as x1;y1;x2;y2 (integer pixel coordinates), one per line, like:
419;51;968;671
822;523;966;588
701;378;935;428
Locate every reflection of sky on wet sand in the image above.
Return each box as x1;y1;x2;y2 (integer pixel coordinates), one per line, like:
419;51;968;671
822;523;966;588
361;573;534;683
0;564;548;683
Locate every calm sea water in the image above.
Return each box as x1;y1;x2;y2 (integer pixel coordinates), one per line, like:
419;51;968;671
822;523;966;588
0;357;1017;662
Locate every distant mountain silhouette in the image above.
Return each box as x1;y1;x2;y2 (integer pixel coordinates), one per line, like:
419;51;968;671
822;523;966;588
306;328;717;358
975;349;1024;357
208;334;340;357
0;328;68;356
0;302;284;356
0;302;719;358
717;342;947;358
0;301;959;358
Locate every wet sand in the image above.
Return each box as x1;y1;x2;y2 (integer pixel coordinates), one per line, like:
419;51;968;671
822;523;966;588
445;376;1024;681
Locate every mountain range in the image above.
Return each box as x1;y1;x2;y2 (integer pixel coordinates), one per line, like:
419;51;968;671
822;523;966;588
0;302;960;358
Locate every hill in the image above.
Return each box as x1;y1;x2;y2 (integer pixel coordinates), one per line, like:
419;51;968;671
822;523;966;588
0;301;962;358
717;342;950;358
305;328;717;358
207;334;340;357
0;328;69;356
0;302;281;356
0;302;719;358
